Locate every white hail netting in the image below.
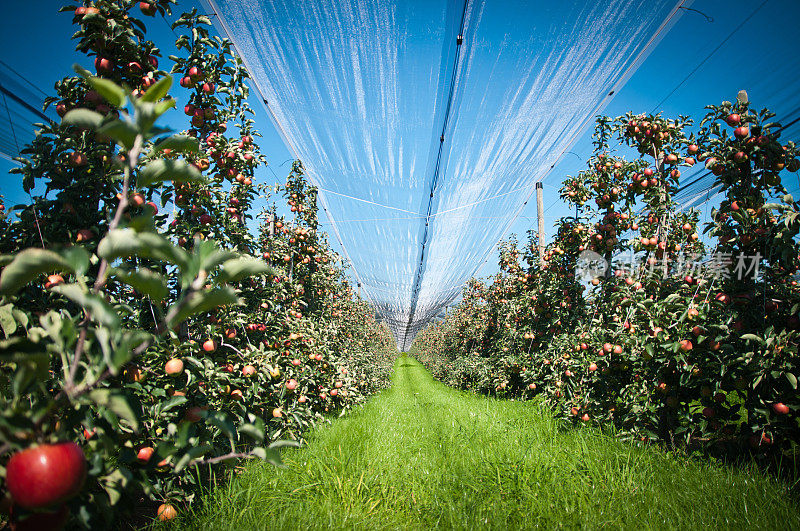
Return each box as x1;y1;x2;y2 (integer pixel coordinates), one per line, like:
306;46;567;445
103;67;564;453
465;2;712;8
203;0;681;350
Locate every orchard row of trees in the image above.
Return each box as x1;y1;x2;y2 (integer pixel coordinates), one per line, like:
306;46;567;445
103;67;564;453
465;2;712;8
0;2;395;529
413;93;800;465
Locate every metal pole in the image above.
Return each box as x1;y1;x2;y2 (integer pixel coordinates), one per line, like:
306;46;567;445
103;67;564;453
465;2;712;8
536;182;545;266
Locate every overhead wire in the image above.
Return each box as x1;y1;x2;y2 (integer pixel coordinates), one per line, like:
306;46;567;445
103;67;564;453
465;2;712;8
401;0;472;351
649;0;770;113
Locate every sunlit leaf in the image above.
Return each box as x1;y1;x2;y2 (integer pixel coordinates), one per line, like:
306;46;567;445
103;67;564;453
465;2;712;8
0;249;72;295
50;283;120;328
89;389;140;431
61;109;104;130
139;159;203;187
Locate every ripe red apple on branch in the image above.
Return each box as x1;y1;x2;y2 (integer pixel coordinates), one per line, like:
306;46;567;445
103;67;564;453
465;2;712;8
772;402;789;415
165;358;184;376
5;443;87;509
139;2;156;16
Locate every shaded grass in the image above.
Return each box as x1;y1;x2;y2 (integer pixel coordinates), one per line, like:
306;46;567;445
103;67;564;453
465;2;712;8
165;356;800;530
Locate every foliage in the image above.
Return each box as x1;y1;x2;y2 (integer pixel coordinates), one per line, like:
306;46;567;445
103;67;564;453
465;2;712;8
414;94;800;468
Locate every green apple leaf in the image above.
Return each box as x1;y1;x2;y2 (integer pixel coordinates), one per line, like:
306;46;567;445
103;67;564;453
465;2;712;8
0;249;72;295
50;283;120;328
139;75;172;103
61;109;104;130
139;159;203;188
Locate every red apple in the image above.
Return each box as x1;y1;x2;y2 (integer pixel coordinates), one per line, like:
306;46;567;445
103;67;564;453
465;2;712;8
137;447;155;463
165;358;184;375
68;151;87;167
158;504;177;521
139;2;156;16
185;406;206;423
202;339;217;353
76;229;94;243
772;402;789;415
94;57;114;74
725;114;740;127
6;443;86;509
715;293;731;305
44;274;64;289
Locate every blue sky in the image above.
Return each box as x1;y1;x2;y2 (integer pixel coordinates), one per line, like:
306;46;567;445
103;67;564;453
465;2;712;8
2;0;799;301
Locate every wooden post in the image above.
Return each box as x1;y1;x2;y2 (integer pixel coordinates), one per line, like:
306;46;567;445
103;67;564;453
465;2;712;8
269;212;275;237
536;182;545;266
653;148;668;277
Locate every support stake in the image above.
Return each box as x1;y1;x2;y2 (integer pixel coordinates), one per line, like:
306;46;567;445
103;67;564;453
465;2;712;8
536;182;545;266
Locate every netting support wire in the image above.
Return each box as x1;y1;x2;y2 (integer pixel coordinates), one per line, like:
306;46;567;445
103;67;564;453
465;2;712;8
0;81;50;123
650;0;769;113
200;0;383;320
316;187;418;214
401;0;471;351
0;85;20;163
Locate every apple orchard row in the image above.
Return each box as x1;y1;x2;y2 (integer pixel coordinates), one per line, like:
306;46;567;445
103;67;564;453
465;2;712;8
0;2;394;528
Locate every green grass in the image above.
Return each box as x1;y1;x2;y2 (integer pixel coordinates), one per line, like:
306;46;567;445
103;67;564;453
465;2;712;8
168;356;800;530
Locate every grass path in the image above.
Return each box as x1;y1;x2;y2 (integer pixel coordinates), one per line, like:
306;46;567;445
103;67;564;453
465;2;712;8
172;356;800;529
